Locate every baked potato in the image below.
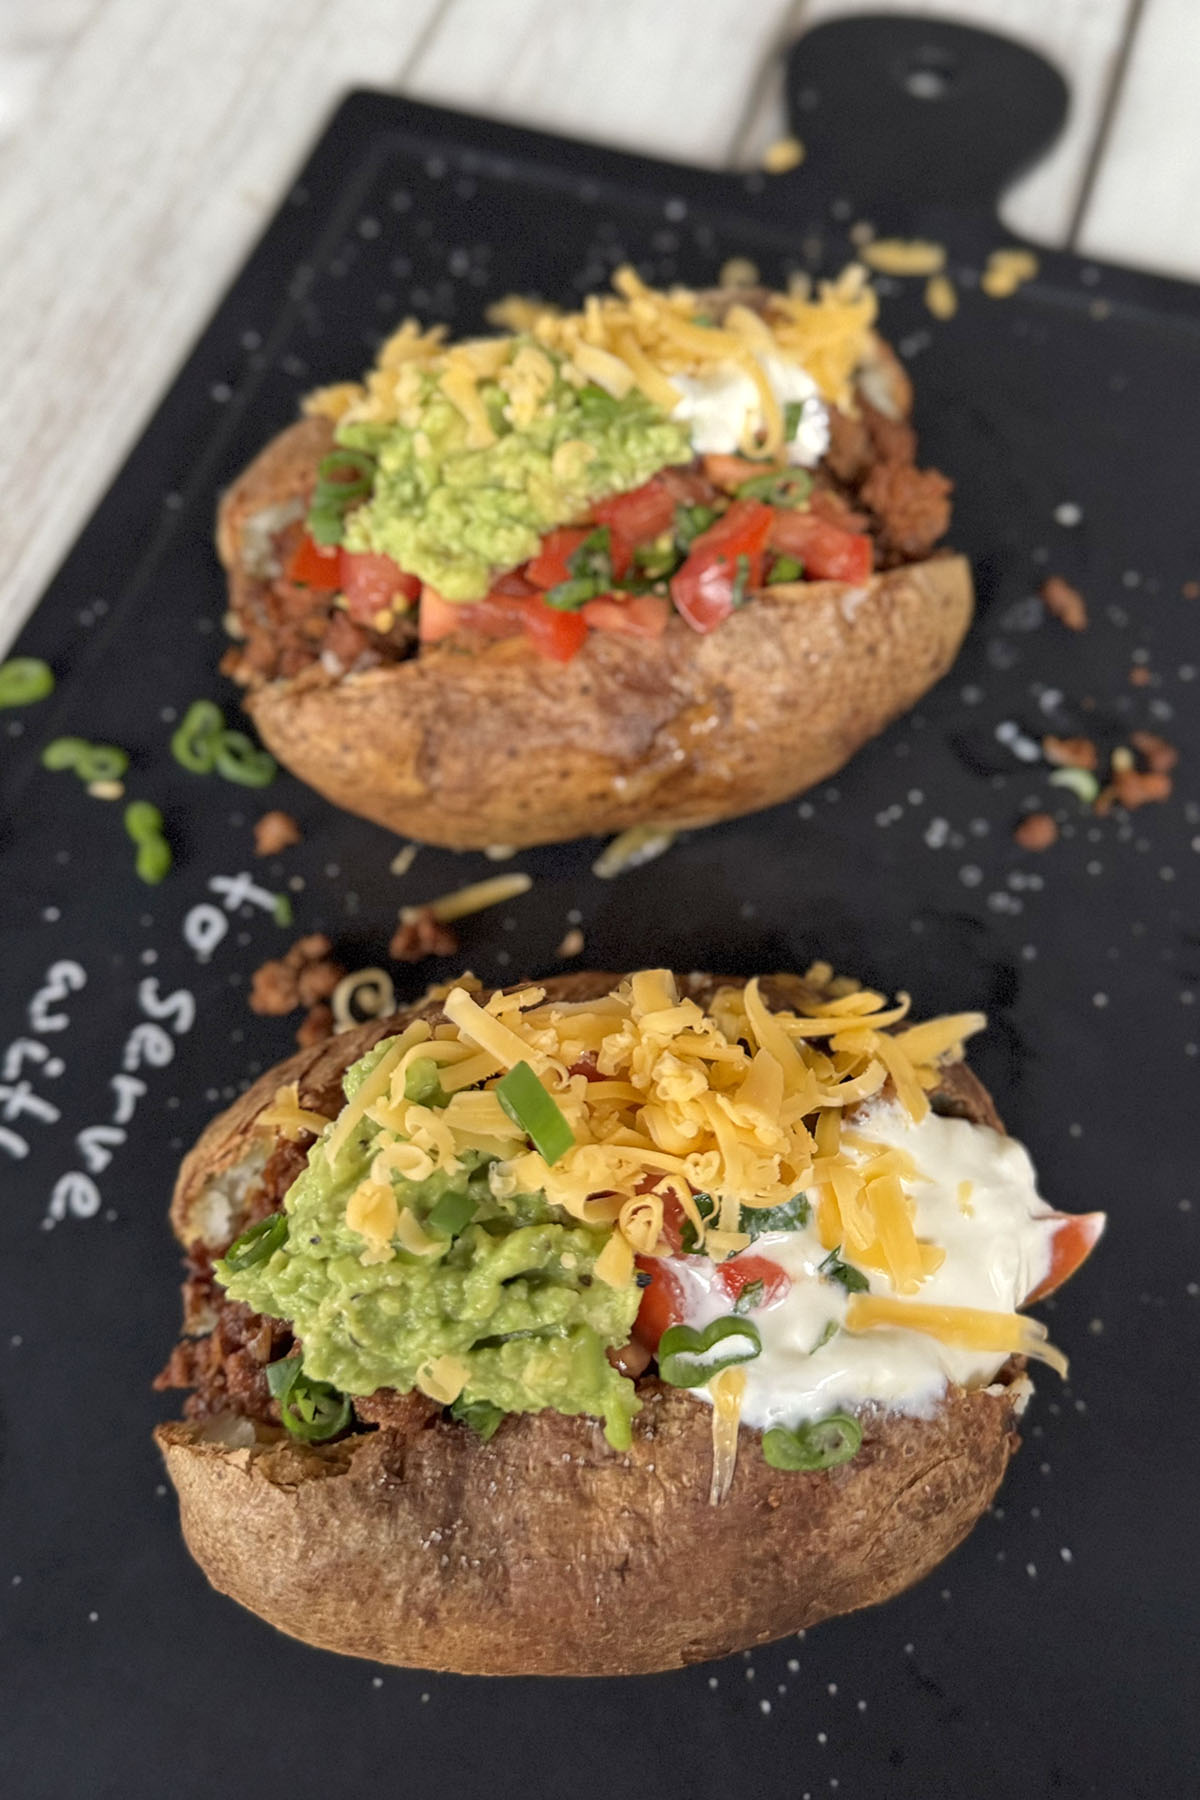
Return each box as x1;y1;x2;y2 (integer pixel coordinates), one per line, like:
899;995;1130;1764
156;969;1102;1676
217;272;972;849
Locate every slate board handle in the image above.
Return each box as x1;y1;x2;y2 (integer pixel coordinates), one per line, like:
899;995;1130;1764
782;15;1068;220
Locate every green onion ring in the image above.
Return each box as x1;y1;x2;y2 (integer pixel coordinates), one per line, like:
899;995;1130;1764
0;658;54;709
495;1061;575;1165
656;1315;762;1388
224;1211;288;1272
761;1412;862;1472
171;699;225;773
213;731;276;787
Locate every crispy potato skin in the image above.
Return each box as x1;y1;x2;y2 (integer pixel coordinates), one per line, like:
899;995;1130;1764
219;419;972;849
158;973;1022;1675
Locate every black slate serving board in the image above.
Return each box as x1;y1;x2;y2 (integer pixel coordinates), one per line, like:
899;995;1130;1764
2;18;1198;1799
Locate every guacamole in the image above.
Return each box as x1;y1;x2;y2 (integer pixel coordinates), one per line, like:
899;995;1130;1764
218;1047;641;1447
336;354;691;601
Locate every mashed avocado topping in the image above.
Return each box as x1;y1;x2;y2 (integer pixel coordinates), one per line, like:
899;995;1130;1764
219;1041;641;1448
336;355;690;601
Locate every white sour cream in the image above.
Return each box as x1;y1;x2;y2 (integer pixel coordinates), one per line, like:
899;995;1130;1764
670;351;829;466
673;1100;1059;1432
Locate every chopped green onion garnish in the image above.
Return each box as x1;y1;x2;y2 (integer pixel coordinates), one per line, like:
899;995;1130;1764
308;447;377;545
272;892;293;927
741;1193;810;1238
657;1315;762;1388
123;800;164;842
0;658;54;709
267;1357;352;1443
214;731;276;787
761;1412;861;1471
223;1211;288;1272
678;1191;716;1253
41;737;90;772
449;1394;505;1440
427;1189;476;1238
818;1246;870;1293
767;554;805;584
1049;767;1100;806
544;576;599;611
134;838;172;885
632;536;679;579
783;400;807;440
171;699;225;773
730;552;752;608
674;503;717;549
75;744;129;783
732;1278;766;1315
404;1057;449;1107
735;468;813;508
495;1061;575;1164
576;385;623;422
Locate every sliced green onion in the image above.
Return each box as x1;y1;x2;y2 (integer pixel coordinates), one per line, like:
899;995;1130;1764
767;554;805;584
404;1057;449;1108
783;400;807;441
657;1315;762;1388
730;552;752;608
495;1061;575;1164
223;1211;288;1272
214;731;276;787
272;892;293;927
576;385;623;422
735;468;813;508
1048;767;1100;806
678;1191;716;1253
544;576;599;611
812;1319;838;1352
308;448;376;545
267;1357;352;1442
741;1192;810;1239
632;537;679;579
0;658;54;709
123;800;164;842
818;1246;870;1293
41;736;90;771
135;838;172;885
171;699;225;772
75;743;129;783
732;1278;766;1315
674;503;717;549
427;1188;476;1238
762;1412;861;1472
449;1394;505;1441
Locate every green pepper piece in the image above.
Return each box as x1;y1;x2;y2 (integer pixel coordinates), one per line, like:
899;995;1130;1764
213;731;276;787
0;658;54;709
171;699;225;773
267;1357;352;1443
761;1412;862;1472
657;1315;762;1388
223;1211;288;1273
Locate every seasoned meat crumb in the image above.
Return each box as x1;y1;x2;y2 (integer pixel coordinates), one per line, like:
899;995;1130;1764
859;461;953;563
389;907;460;962
1040;577;1088;631
250;933;346;1016
1095;769;1172;814
254;810;302;855
1130;730;1178;774
1043;735;1097;771
1014;811;1058;851
296;1002;335;1047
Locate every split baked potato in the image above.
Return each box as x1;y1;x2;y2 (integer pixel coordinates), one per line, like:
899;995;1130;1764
156;970;1101;1676
217;273;972;849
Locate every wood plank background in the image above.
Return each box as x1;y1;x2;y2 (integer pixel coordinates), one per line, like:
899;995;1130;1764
0;0;1193;653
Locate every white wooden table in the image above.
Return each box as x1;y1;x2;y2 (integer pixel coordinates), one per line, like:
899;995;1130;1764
1;0;1195;655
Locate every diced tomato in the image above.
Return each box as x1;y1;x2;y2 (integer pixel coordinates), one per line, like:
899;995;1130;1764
284;533;341;589
658;1194;689;1255
633;1254;685;1351
581;594;670;638
1024;1212;1106;1304
670;498;774;633
525;528;591;590
768;510;874;583
517;596;589;661
419;585;587;661
340;551;421;623
591;477;677;545
491;570;538;598
418;586;466;643
701;454;783;495
717;1254;791;1311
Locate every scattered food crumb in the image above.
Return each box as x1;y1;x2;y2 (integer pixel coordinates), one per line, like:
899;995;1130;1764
296;1002;335;1047
1043;734;1097;771
924;273;957;319
1183;580;1199;600
249;934;346;1016
761;135;804;174
1130;730;1177;773
719;256;759;289
1129;665;1152;687
557;927;585;958
483;844;519;861
87;778;125;801
332;967;396;1030
1095;768;1172;814
390;906;460;962
254;809;302;856
1014;812;1058;851
981;246;1038;298
861;237;945;276
1040;576;1088;631
390;842;419;877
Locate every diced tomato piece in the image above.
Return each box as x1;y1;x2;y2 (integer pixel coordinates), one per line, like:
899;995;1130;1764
525;528;591;590
768;510;874;583
633;1254;685;1351
419;585;586;660
1024;1212;1106;1304
717;1254;791;1311
284;533;341;589
491;570;538;598
701;454;783;495
581;594;670;638
340;551;420;624
419;586;466;643
591;477;677;545
670;498;774;633
518;595;588;662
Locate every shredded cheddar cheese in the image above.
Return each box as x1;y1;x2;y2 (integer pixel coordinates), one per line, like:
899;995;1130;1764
257;1082;332;1141
845;1293;1069;1378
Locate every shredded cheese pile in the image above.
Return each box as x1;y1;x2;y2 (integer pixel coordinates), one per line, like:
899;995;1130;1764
305;266;878;459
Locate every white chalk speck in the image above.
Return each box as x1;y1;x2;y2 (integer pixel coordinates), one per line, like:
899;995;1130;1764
1054;502;1082;526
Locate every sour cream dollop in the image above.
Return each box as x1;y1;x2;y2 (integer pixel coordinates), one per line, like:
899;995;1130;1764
673;1100;1059;1433
670;352;829;465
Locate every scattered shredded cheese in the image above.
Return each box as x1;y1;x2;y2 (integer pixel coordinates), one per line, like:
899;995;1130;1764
256;1082;332;1141
861;239;946;277
400;872;532;926
981;247;1039;299
709;1365;747;1505
331;967;396;1032
845;1294;1068;1378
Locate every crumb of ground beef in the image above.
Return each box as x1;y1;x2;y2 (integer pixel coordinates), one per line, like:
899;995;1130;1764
859;461;953;563
1043;735;1097;771
1129;666;1152;687
249;932;346;1015
1014;811;1058;850
352;1389;441;1435
1041;577;1088;631
1095;769;1172;814
389;907;460;962
296;1002;335;1047
1131;730;1178;773
254;810;302;855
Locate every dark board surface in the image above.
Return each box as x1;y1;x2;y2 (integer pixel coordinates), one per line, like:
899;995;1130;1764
1;18;1198;1799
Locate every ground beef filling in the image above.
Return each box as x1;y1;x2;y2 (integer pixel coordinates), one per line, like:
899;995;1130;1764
222;386;953;686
